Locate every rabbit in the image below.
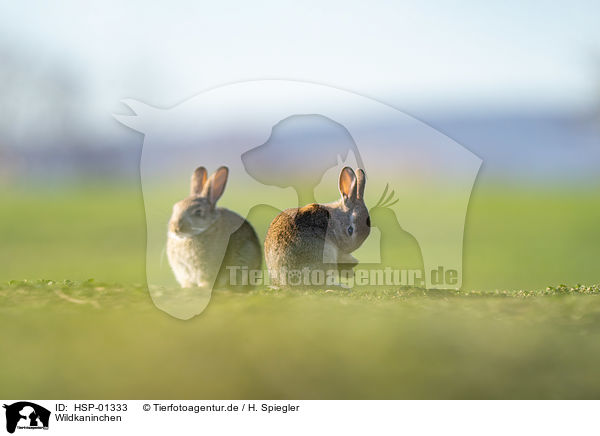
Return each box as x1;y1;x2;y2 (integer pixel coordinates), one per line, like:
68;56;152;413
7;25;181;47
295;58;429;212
167;166;262;290
264;167;370;287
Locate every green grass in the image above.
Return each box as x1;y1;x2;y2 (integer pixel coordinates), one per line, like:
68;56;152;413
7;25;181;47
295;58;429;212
0;184;146;283
1;182;600;398
2;280;600;399
1;182;599;289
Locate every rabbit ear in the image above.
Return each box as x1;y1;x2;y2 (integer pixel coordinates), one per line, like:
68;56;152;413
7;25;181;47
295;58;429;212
202;166;229;206
339;167;357;203
190;166;208;195
356;169;366;200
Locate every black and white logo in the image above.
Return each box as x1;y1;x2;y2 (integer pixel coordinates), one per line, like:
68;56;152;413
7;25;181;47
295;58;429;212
3;402;50;434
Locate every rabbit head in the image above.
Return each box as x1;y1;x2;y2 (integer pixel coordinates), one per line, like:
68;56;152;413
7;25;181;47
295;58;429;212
168;166;229;237
325;167;370;254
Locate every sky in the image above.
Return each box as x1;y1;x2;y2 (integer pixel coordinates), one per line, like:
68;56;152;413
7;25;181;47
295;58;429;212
1;0;599;117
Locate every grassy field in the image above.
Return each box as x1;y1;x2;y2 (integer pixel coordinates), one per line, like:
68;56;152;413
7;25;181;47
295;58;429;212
2;280;600;399
1;182;599;398
1;182;599;289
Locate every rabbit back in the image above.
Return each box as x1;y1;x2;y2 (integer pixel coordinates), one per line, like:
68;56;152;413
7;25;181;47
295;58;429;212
265;203;337;285
215;211;262;289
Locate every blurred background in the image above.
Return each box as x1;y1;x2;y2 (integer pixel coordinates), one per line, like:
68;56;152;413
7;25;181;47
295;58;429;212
1;0;599;290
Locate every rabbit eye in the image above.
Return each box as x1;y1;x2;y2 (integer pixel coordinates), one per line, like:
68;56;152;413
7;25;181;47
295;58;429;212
194;209;204;217
347;226;354;236
366;216;371;227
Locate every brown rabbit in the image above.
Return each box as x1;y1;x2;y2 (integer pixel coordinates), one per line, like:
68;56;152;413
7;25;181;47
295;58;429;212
264;167;370;287
167;166;261;290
